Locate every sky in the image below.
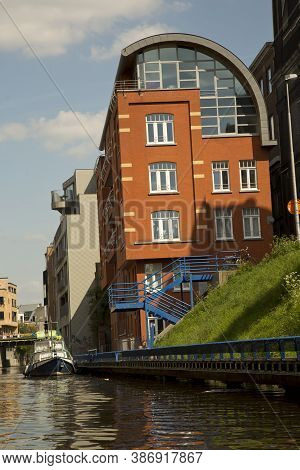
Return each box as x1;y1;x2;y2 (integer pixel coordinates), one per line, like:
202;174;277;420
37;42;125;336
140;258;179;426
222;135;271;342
0;0;273;304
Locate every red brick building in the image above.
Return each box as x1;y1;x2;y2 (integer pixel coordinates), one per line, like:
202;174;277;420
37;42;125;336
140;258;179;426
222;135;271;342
96;34;276;351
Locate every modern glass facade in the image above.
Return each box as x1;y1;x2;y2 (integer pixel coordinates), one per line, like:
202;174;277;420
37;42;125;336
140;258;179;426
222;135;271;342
137;45;257;137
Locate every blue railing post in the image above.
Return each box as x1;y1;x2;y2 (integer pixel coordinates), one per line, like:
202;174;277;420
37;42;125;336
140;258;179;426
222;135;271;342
149;322;155;349
295;338;300;361
189;275;194;307
264;341;271;360
279;340;286;361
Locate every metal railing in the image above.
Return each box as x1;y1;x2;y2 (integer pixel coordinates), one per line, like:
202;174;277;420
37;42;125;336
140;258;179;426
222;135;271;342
108;252;241;312
114;80;144;91
108;282;145;306
75;336;300;364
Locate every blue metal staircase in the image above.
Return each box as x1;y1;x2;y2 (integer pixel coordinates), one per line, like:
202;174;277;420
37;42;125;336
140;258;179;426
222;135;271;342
108;253;240;325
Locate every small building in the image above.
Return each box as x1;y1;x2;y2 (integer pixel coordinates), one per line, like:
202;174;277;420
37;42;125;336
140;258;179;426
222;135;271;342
95;33;276;350
0;278;18;337
50;169;100;353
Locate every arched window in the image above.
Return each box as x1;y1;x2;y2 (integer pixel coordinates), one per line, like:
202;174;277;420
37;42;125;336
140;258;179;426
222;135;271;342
138;46;257;137
149;162;177;193
146;114;174;144
151;211;180;241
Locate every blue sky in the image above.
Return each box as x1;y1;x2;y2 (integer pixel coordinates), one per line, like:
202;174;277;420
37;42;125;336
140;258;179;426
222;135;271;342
0;0;273;303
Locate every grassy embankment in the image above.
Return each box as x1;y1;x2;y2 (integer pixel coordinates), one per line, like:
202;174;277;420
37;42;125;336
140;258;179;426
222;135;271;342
155;238;300;346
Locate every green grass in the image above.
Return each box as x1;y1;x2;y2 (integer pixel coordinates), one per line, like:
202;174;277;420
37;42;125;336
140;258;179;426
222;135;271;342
155;238;300;347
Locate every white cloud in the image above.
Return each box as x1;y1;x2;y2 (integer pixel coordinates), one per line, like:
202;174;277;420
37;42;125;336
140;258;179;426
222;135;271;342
0;0;175;57
90;23;173;61
0;122;29;142
0;110;106;159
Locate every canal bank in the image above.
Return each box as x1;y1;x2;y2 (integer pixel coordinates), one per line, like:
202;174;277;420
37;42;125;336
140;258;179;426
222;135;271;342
0;367;299;450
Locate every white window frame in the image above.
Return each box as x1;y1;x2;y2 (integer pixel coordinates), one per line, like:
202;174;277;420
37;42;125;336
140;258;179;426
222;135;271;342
146;114;175;145
173;278;190;292
267;67;272;94
149;162;177;193
259;78;264;95
269;115;275;140
239;160;258;191
242;208;261;239
151;211;180;242
215;208;233;241
212;161;230;192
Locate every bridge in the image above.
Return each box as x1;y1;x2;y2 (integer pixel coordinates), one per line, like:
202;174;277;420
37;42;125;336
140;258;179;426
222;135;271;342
75;336;300;390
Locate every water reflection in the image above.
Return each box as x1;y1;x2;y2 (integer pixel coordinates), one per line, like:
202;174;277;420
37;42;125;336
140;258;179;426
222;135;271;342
0;368;299;450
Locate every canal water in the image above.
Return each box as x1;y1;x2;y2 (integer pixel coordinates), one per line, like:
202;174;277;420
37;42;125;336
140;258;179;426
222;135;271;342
0;367;299;450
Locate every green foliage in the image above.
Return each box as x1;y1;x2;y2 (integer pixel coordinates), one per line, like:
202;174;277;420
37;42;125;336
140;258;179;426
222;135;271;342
18;323;38;335
88;286;110;329
156;237;300;347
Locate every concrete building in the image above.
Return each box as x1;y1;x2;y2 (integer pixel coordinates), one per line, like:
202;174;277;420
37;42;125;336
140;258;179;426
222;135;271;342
18;303;47;331
18;303;40;323
251;1;300;235
50;169;100;353
43;244;57;326
0;278;18;337
95;33;275;350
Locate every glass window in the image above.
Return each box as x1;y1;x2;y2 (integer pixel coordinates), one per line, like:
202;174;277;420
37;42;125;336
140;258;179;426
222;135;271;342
267;67;272;93
216;69;233;79
180;71;197;80
146;114;174;144
243;208;261;239
162;63;178;88
144;48;159;61
145;63;160;72
160;47;177;61
180;81;197;88
151;211;180;241
218;107;235;116
220;117;235;133
201;107;217;117
235;79;248;96
201;98;217;107
237;106;256;115
217;78;234;89
202;127;218;136
238;125;257;134
202;117;218;126
196;51;212;61
269;115;275;140
237;115;257;125
259;78;264;95
178;47;195;61
239;160;258;190
179;61;197;70
199;71;215;94
137;45;258;138
212;161;230;191
149;162;177;193
218;98;235;107
215;208;233;240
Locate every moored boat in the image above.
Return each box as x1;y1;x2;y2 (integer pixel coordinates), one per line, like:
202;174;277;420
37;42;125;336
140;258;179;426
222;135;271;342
24;338;76;377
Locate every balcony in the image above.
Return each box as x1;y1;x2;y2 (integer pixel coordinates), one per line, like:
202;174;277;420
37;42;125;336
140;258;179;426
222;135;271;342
51;190;78;213
114;80;142;92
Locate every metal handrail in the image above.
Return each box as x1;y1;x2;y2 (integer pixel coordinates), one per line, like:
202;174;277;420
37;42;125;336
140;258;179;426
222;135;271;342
75;336;300;363
108;253;241;321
